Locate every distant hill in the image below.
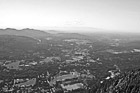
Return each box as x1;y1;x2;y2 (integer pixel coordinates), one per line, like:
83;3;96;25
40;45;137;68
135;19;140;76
1;28;140;44
0;28;51;38
51;33;92;40
0;28;91;40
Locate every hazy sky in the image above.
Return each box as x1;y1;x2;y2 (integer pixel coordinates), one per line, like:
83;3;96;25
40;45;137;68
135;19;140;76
0;0;140;32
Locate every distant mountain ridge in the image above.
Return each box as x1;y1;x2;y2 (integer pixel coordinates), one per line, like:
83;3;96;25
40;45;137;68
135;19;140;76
0;28;51;38
0;28;92;41
1;28;140;43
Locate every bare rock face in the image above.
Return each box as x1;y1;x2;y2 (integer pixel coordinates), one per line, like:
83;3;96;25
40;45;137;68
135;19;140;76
92;69;140;93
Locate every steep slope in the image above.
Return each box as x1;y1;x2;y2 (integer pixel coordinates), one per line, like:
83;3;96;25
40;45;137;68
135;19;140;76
92;69;140;93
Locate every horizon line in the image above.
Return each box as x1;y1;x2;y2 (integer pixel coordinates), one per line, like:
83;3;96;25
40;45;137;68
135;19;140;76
0;27;139;34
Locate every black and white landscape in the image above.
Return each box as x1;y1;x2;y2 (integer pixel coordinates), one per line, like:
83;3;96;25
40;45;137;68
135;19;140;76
0;28;140;92
0;0;140;93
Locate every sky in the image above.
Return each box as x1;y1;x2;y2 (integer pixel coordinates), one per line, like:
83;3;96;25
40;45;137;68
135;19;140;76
0;0;140;32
